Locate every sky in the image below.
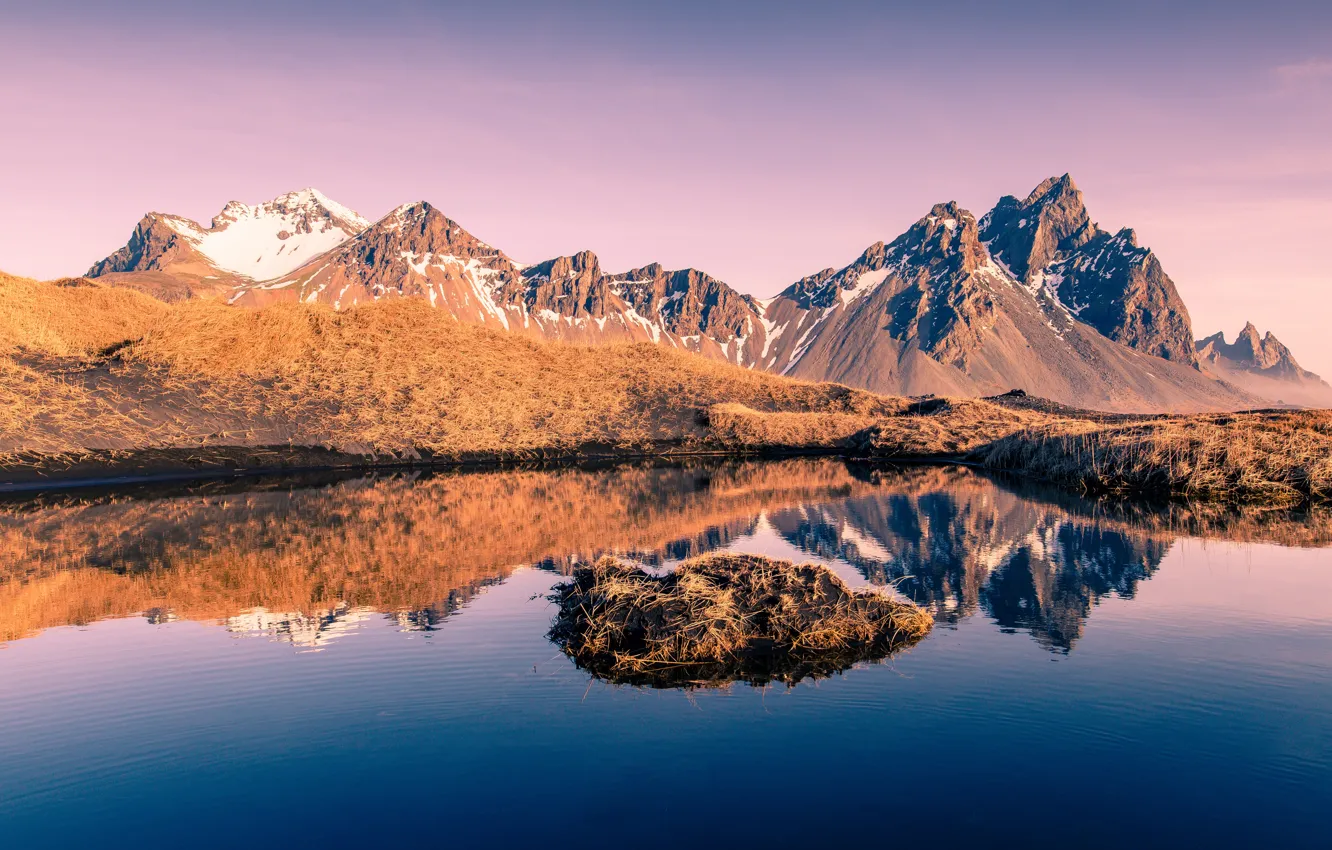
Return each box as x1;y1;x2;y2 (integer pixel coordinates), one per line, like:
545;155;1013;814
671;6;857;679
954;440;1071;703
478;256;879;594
2;0;1331;373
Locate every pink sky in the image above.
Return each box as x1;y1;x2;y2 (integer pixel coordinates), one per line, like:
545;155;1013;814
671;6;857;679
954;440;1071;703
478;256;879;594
2;4;1330;374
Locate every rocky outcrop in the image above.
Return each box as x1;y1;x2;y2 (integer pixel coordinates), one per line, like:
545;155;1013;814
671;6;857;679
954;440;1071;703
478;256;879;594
87;214;196;276
981;174;1096;281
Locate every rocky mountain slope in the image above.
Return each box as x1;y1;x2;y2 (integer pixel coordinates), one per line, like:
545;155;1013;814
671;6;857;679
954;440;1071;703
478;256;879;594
84;179;1295;412
1197;324;1332;408
758;188;1248;412
228;202;768;357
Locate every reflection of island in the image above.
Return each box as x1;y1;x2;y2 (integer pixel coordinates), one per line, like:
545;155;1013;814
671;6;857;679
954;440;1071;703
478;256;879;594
0;460;1327;651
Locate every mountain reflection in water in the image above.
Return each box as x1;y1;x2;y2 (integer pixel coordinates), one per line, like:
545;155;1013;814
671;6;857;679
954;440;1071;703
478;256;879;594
1;459;1328;652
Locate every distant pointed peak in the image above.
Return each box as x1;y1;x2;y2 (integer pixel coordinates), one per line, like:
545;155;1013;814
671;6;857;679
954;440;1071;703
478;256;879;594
1113;227;1140;248
927;201;967;219
1023;173;1080;206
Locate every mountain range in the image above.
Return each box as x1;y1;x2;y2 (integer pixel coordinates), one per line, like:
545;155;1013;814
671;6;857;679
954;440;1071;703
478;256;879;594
84;176;1325;412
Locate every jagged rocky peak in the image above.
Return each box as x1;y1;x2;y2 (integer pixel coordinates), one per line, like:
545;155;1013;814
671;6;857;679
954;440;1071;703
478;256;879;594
524;250;602;282
980;173;1095;281
890;202;990;278
1198;323;1310;376
625;265;760;341
1236;322;1290;370
86;213;192;276
373;201;505;262
978;174;1197;366
780;203;989;312
517;251;610;318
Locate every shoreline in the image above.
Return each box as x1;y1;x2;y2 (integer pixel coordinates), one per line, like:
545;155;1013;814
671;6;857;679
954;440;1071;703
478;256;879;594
0;443;925;494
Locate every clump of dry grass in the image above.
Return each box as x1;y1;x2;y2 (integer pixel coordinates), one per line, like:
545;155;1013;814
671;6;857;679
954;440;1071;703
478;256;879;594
866;398;1046;455
704;402;882;450
980;412;1332;505
548;553;933;688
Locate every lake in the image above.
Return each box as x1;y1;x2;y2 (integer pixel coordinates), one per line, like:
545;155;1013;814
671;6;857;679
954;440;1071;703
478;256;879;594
0;459;1329;848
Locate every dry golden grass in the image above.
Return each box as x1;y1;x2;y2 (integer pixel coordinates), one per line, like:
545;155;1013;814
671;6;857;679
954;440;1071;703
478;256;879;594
725;399;1332;505
0;273;1327;505
0;275;896;458
548;553;933;687
979;411;1332;505
704;402;884;449
0;272;166;356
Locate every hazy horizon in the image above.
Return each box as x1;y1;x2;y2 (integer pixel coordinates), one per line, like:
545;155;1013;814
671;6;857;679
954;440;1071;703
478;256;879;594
3;0;1330;373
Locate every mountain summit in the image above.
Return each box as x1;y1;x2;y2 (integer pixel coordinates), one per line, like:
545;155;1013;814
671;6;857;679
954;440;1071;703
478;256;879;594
756;186;1242;412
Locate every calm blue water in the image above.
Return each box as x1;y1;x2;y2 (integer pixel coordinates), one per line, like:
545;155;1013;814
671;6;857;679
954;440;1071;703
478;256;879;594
0;461;1329;849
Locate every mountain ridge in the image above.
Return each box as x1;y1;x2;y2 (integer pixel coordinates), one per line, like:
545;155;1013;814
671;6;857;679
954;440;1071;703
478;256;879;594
82;179;1316;413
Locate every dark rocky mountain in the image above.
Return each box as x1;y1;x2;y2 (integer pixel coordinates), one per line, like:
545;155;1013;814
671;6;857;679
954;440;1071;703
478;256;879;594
979;174;1197;365
1196;324;1332;407
759;194;1251;412
86;180;1300;412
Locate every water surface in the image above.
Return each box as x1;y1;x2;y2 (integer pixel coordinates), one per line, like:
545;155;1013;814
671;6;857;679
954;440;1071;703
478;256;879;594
1;460;1329;848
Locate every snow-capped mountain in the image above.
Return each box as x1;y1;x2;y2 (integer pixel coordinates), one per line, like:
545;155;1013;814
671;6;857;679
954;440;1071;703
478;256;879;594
87;188;370;299
85;180;1287;412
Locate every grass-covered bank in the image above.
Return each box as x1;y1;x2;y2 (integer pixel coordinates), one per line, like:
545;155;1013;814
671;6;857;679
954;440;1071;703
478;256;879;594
717;397;1331;506
1;272;1328;505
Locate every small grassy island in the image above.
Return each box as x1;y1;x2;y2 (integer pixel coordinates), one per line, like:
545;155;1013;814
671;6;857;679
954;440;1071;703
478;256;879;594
549;553;934;687
1;271;1328;505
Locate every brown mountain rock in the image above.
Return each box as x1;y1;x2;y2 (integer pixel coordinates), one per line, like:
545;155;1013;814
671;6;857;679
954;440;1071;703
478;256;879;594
981;176;1198;366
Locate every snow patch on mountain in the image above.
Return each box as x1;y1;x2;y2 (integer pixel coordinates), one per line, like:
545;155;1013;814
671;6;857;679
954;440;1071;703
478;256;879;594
167;189;370;281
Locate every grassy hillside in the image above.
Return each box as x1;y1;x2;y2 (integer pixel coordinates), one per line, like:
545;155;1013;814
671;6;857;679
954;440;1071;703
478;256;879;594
0;272;900;458
0;272;1327;505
